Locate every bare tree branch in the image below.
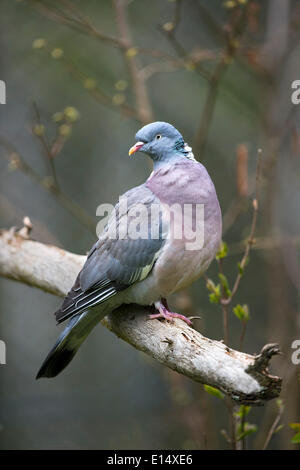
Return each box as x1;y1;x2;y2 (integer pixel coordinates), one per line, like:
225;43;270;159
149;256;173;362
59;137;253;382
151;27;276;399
193;5;249;157
0;138;96;235
0;226;282;404
28;0;186;86
113;0;153;124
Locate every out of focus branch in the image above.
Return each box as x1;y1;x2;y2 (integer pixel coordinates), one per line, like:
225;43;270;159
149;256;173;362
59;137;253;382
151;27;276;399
228;235;300;256
113;0;153;124
195;1;225;42
194;5;249;157
0;225;282;405
0;138;96;235
29;0;127;49
29;0;154;124
32;102;60;187
160;0;186;59
158;0;212;81
28;0;185;75
63;57;139;120
222;149;262;307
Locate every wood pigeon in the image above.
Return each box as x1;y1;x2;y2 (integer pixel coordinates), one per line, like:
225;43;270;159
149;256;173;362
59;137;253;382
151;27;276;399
36;122;222;378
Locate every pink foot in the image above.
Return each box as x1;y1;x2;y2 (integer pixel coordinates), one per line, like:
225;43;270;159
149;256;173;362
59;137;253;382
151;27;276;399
148;299;193;326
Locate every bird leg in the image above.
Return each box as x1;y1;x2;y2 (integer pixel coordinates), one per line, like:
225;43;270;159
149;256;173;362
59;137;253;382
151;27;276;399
148;298;193;326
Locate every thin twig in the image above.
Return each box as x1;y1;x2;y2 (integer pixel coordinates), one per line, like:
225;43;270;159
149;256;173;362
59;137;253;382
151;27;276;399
29;0;124;48
235;405;248;450
228;234;300;256
28;0;185;78
62;56;138;120
112;0;153;124
224;398;237;450
193;5;249;158
158;0;211;81
218;258;230;346
222;196;249;236
221;149;262;306
239;321;248;352
240;406;247;450
160;0;186;58
193;57;229;158
32;102;59;187
262;402;284;450
0;138;96;235
195;1;225;43
216;149;262;450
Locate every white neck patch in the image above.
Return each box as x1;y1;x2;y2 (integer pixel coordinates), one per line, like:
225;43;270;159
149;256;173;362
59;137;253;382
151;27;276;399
184;142;196;161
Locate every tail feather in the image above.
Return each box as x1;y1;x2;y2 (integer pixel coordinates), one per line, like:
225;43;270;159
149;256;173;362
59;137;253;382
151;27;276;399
36;309;104;379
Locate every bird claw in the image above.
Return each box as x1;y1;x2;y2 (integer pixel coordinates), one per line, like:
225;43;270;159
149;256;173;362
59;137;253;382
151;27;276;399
148;306;193;326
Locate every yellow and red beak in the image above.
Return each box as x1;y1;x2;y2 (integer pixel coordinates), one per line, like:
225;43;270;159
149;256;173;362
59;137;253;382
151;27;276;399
129;141;144;156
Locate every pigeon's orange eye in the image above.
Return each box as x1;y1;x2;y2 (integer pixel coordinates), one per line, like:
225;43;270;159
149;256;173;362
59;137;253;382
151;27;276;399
156;134;162;140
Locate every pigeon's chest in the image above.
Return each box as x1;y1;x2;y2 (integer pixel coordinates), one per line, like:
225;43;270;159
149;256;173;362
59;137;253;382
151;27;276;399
147;162;222;295
154;204;220;295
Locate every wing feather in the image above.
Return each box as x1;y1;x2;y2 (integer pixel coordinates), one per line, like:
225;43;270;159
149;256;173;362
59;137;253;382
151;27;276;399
55;184;167;323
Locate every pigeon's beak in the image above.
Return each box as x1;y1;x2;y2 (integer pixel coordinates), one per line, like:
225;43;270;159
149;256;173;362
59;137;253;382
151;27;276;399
129;141;144;156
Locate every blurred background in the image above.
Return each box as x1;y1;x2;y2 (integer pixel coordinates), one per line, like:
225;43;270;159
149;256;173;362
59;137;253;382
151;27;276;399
0;0;300;450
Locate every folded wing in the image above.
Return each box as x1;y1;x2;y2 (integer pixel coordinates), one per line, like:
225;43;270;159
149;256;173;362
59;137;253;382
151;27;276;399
55;184;167;323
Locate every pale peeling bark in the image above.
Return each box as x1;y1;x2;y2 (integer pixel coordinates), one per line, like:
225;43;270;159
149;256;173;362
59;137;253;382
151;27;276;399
0;227;282;404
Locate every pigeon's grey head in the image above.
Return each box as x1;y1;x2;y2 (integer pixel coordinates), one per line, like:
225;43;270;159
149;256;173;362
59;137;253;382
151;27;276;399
129;122;194;165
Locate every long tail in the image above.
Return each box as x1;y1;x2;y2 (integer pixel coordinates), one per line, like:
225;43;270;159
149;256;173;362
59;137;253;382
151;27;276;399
36;308;106;379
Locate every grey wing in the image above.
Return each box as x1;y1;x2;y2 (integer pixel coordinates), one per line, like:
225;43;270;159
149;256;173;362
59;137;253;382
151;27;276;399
55;184;167;323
